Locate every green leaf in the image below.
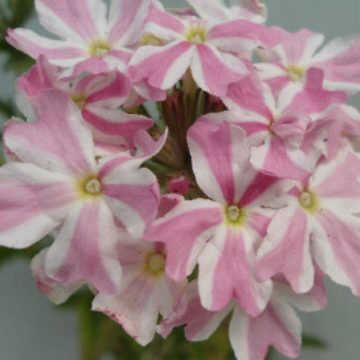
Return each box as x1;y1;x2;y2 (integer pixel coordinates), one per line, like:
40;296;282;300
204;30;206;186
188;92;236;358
302;334;327;349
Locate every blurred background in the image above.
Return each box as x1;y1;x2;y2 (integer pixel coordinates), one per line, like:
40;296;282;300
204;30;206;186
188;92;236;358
0;0;360;359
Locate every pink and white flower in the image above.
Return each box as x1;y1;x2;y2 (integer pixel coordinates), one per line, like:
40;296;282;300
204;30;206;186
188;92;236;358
159;272;327;360
129;1;280;97
16;56;163;157
146;119;293;316
257;146;360;294
0;89;160;294
257;27;360;94
93;195;187;346
223;69;346;180
7;0;152;75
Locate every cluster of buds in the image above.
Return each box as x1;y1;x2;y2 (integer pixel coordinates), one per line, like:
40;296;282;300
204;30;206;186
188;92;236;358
2;0;360;359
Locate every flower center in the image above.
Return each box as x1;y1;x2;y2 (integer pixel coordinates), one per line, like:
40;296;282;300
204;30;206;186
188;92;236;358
286;64;306;82
144;252;166;276
224;205;247;227
88;39;112;57
81;177;102;196
71;93;87;110
185;22;208;44
298;190;318;213
141;33;163;46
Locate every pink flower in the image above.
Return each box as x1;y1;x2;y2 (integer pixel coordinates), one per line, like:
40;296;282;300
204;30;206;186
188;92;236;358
129;1;280;96
257;146;360;294
223;69;346;180
0;90;160;294
93;195;187;345
159;271;326;360
7;0;152;75
17;56;162;157
146;119;293;316
257;27;360;95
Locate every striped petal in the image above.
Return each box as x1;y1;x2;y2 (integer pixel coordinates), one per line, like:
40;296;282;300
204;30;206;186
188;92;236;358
129;41;194;90
225;73;275;120
188;117;249;204
269;27;325;65
145;199;223;281
187;0;229;23
93;241;186;346
208;20;281;53
143;1;185;41
198;225;272;314
7;29;86;67
75;71;131;109
4;90;96;175
230;296;301;360
158;282;230;341
191;44;247;97
279;68;346;117
0;162;75;248
257;205;314;293
313;148;360;201
312;34;360;94
83;108;153;150
309;149;360;295
99;156;160;239
312;210;360;296
275;269;327;312
45;201;122;295
107;0;152;46
35;0;106;42
250;137;313;181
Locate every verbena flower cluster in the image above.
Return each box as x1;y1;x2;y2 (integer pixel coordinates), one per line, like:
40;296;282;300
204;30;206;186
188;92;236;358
2;0;360;359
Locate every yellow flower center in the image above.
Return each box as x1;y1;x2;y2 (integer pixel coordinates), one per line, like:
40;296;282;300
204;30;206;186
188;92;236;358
185;23;208;44
224;205;247;227
77;176;103;197
286;64;306;82
144;252;166;276
71;93;87;111
88;39;113;57
141;33;163;46
298;190;319;213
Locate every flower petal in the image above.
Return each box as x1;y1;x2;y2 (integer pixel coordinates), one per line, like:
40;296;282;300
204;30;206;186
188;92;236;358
45;201;122;295
35;0;106;42
4;89;96;175
0;162;74;248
